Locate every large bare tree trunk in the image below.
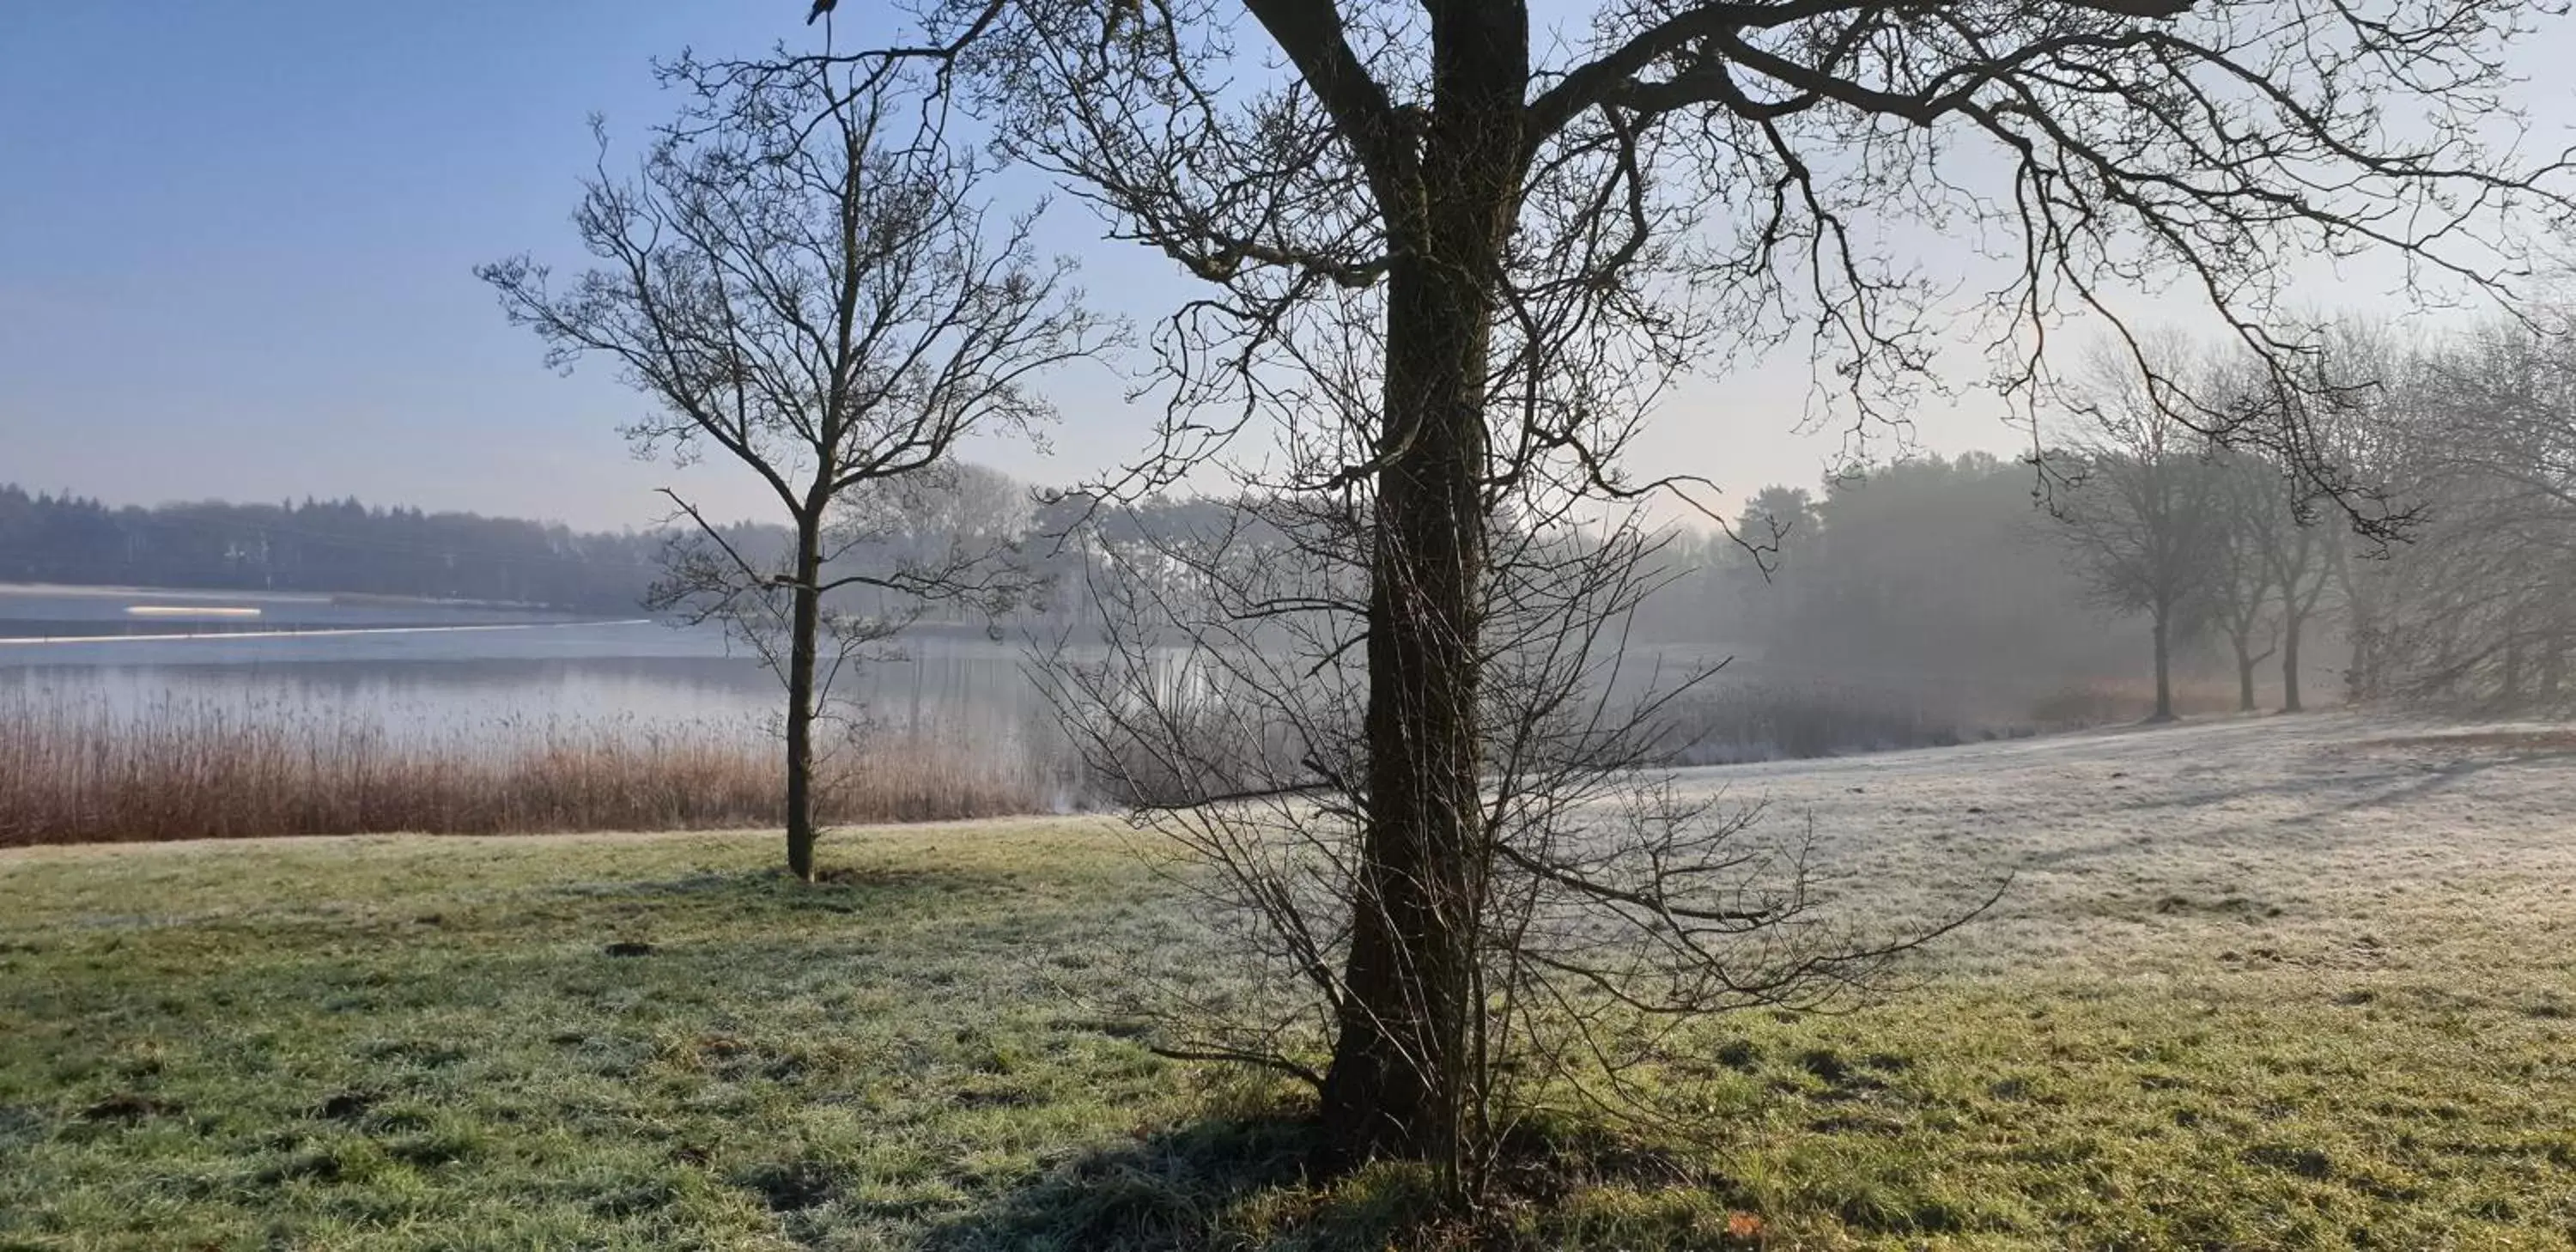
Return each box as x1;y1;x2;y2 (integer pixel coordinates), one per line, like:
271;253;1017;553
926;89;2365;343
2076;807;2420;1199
2235;646;2259;713
2150;613;2177;722
784;520;823;882
2280;607;2306;713
1315;1;1522;1179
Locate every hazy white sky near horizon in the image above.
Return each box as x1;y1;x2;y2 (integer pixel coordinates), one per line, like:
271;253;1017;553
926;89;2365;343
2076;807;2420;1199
3;3;2571;532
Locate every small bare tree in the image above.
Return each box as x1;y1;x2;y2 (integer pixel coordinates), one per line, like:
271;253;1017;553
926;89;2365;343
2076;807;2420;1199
480;58;1103;879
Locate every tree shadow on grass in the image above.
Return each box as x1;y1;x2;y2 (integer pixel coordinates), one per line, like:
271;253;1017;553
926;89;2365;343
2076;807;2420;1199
925;1111;1345;1251
556;866;1003;913
2010;740;2576;878
921;1109;1737;1252
2111;732;2576;820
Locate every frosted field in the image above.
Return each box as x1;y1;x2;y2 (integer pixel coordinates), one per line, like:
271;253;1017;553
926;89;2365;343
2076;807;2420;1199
4;709;2572;1249
1674;711;2576;982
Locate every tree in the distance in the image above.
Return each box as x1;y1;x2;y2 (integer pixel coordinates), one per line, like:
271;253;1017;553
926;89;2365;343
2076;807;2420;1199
2054;346;2229;721
2372;305;2576;707
2204;448;2281;714
2259;326;2392;713
2194;325;2384;714
2250;451;2342;715
480;58;1103;880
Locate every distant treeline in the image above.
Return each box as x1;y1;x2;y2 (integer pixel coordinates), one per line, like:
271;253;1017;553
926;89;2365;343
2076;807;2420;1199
0;461;2149;689
1639;452;2154;687
0;477;1297;623
0;486;665;611
1665;305;2576;717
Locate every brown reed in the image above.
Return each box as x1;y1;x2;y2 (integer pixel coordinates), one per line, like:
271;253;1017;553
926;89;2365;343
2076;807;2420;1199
0;696;1059;847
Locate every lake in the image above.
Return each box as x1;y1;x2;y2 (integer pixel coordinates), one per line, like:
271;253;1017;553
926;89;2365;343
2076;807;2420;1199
3;583;1846;780
0;583;1054;750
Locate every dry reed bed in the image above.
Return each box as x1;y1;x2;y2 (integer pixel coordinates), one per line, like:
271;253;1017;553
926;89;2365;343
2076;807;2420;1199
0;701;1054;847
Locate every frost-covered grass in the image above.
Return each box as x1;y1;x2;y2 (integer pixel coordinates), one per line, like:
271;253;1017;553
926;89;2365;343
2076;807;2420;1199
3;714;2573;1249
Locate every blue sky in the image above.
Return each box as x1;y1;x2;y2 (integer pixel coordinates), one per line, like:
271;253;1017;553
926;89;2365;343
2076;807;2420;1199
3;4;2571;530
0;0;1150;529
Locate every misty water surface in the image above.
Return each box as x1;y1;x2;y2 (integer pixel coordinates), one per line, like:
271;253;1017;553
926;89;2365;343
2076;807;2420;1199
0;584;1049;746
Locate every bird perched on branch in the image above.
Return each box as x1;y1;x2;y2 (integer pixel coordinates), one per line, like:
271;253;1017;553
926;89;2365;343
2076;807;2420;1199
806;0;835;26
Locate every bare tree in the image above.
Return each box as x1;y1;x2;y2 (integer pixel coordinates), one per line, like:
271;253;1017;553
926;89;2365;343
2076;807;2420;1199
2207;438;2343;714
2373;305;2576;707
771;0;2575;1177
1040;487;1990;1202
2312;330;2432;703
2055;346;2230;720
2203;449;2279;714
2233;325;2398;710
2257;474;2340;714
2197;337;2355;714
479;58;1102;880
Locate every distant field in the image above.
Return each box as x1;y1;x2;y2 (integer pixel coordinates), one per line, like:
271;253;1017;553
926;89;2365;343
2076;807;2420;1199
3;714;2572;1249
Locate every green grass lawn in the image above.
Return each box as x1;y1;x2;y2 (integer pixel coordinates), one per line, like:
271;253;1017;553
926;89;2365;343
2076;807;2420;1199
3;818;2573;1250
